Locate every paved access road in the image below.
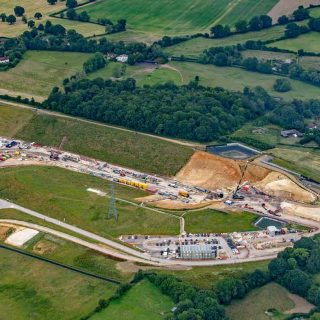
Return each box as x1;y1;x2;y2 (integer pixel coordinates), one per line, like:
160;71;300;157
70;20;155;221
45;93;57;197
2;199;320;267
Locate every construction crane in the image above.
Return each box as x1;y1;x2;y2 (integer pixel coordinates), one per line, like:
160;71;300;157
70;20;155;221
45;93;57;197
232;160;251;200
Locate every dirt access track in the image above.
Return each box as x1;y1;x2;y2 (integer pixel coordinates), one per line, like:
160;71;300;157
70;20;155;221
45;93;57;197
268;0;320;22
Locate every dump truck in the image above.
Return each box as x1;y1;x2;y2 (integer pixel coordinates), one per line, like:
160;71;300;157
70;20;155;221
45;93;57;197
179;190;190;198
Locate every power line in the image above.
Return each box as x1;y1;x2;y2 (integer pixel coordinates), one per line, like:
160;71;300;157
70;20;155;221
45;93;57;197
108;183;118;221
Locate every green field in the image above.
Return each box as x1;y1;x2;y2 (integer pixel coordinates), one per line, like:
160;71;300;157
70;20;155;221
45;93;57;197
164;25;287;58
91;61;320;100
0;104;35;137
15;112;193;176
270;147;320;182
0;166;180;237
268;32;320;53
0;51;91;101
156;260;270;289
77;0;278;36
0;210;132;282
166;62;320;100
226;283;295;320
184;209;258;234
90;279;174;320
0;247;117;320
231;123;303;147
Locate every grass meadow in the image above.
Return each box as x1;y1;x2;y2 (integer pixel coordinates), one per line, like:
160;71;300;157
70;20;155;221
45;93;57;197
0;51;91;100
90;279;174;320
0;246;117;320
226;282;295;320
0;166;180;237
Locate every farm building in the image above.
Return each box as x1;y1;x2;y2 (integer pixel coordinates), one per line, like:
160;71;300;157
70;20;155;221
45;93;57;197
0;56;9;64
280;129;303;138
116;54;128;63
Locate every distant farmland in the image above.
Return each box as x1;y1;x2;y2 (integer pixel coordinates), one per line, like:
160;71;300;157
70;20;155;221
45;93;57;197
77;0;279;36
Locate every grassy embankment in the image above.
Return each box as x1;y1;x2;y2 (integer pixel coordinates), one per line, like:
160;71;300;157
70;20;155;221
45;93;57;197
0;104;194;176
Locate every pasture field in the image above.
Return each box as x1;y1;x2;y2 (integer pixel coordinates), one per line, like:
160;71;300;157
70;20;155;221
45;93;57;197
89;61;320;100
0;246;117;320
0;51;91;101
270;147;320;182
226;283;295;320
231;123;304;147
167;62;320;100
268;32;320;53
242;50;296;61
77;0;279;37
0;166;180;237
90;279;174;320
156;260;270;289
105;30;161;45
243;50;320;70
0;104;35;137
164;25;287;58
184;209;258;234
15;112;194;176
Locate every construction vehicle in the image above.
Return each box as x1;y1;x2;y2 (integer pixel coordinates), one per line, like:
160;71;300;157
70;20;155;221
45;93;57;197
232;160;252;200
179;190;190;198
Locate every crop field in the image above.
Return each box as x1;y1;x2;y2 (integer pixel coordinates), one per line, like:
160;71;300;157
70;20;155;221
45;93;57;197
0;246;117;320
164;25;287;58
270;147;320;182
268;32;320;53
226;283;294;320
77;0;278;37
0;51;91;101
15;112;194;176
184;209;258;234
0;166;180;237
90;279;174;320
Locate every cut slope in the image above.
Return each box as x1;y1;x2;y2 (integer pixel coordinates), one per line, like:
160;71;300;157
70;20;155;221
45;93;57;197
176;151;269;190
255;172;316;203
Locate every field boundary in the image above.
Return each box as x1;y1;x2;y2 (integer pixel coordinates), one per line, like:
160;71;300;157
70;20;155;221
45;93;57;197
0;243;121;284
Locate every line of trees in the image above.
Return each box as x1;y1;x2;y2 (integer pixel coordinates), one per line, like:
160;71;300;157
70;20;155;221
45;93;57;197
18;21;166;64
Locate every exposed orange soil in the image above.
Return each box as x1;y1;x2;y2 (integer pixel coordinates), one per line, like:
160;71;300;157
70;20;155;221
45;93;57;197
175;151;269;190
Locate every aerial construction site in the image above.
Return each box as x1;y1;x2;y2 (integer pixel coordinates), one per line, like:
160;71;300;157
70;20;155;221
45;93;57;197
0;136;319;266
